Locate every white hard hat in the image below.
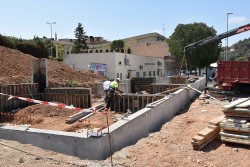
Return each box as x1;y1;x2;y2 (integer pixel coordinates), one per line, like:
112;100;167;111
116;78;120;81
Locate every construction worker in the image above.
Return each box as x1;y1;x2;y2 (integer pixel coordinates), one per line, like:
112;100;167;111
105;78;123;111
103;78;111;103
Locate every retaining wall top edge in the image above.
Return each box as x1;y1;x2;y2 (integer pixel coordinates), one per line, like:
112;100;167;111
0;126;87;138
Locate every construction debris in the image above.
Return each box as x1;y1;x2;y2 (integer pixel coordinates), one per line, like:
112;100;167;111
220;98;250;145
191;115;225;150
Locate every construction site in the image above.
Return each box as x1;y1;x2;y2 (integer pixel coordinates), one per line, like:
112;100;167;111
1;45;250;167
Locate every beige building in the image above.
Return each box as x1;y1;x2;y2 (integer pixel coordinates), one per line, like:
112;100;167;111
86;32;167;57
61;32;171;79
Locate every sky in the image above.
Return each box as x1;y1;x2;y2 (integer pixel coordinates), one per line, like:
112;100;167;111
1;0;250;47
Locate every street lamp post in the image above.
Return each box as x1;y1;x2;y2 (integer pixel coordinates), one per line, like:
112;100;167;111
46;22;56;57
226;12;233;60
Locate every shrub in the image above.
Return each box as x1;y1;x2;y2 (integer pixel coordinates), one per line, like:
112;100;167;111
16;41;43;58
0;35;16;49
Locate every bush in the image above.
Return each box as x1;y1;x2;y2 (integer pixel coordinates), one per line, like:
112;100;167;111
0;35;16;49
16;41;44;58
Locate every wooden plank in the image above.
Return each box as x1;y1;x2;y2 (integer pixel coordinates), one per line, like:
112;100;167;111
198;127;214;137
220;132;250;139
236;99;250;108
193;132;219;150
209;115;225;126
223;98;250;110
193;126;221;145
221;137;250;145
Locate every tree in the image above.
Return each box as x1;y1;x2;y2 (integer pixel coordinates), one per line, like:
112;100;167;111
72;23;88;53
110;40;124;52
32;36;49;58
0;35;16;49
167;22;221;71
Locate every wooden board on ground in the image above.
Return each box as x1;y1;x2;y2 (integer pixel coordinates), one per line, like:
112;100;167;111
236;99;250;108
192;131;220;150
223;98;249;110
209;115;225;126
193;126;220;145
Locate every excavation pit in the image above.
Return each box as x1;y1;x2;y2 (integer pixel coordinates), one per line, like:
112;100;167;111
0;77;206;160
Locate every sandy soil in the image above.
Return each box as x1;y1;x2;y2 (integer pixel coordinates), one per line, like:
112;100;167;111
0;103;124;132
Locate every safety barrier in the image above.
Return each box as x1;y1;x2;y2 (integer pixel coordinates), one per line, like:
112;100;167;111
0;83;38;111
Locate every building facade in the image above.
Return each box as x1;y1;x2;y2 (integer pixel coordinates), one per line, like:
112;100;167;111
63;52;164;80
61;32;170;79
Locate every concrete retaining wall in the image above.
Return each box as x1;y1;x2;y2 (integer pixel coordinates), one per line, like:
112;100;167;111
0;77;206;160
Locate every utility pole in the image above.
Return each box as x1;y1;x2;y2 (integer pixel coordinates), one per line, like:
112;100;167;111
226;12;233;60
46;22;56;57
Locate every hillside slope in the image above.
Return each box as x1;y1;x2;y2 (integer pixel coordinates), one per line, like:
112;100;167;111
0;46;104;87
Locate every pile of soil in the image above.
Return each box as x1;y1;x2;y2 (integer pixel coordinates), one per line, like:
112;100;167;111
7;104;120;132
0;46;105;87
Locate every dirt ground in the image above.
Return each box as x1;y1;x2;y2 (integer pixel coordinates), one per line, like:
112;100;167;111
0;103;124;132
1;96;250;167
0;46;105;87
1;46;250;166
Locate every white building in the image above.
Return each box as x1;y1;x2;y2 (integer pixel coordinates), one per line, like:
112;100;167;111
62;33;169;80
63;52;164;80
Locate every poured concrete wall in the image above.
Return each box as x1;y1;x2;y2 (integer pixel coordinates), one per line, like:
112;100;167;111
0;77;206;160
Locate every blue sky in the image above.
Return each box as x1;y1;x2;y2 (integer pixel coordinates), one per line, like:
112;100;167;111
1;0;250;46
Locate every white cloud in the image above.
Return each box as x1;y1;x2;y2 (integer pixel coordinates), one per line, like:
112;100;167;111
152;29;162;34
228;16;248;24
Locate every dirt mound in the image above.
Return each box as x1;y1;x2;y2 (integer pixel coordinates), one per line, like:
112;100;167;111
0;46;36;84
0;46;105;87
7;104;119;132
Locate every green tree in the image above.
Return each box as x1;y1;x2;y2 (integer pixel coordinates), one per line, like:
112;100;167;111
32;36;49;58
72;23;88;53
167;22;221;70
0;35;16;49
110;40;124;52
16;41;44;58
56;43;65;60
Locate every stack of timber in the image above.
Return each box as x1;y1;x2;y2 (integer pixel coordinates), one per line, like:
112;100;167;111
220;98;250;145
191;115;225;150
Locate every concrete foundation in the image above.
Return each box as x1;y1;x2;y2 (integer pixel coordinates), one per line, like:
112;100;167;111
0;77;206;160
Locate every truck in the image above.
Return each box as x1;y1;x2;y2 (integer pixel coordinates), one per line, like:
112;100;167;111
183;23;250;97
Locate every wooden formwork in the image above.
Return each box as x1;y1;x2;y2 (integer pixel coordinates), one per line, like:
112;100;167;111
40;93;91;108
0;83;38;112
45;87;91;95
131;77;156;93
42;87;92;108
146;84;186;94
113;94;165;113
169;77;188;84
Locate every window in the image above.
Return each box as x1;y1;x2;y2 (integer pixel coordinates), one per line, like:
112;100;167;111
136;72;139;77
143;72;146;77
149;71;151;76
128;48;131;54
153;71;155;76
120;73;122;80
160;71;162;76
117;73;119;78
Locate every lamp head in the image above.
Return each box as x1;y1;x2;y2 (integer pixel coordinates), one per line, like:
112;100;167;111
227;12;233;15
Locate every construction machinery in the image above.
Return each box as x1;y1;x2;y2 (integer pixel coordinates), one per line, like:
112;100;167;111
183;23;250;97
